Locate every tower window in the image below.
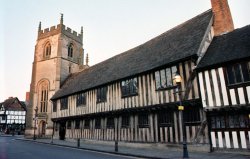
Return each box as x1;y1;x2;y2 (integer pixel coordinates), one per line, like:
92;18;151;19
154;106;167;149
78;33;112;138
39;81;49;112
44;43;51;58
68;43;73;58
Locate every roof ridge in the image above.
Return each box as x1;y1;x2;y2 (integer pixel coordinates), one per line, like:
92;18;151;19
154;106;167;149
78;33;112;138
52;9;213;100
84;9;213;72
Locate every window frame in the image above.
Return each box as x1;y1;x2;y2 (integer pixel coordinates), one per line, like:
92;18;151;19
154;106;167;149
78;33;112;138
75;120;80;129
121;77;138;97
154;65;178;91
95;118;101;129
183;107;201;125
84;119;90;129
60;97;68;110
44;42;51;59
226;61;250;87
121;115;130;128
211;113;249;130
138;114;149;128
158;110;173;127
106;117;115;129
52;101;57;112
68;43;73;58
76;92;86;107
67;121;72;129
96;86;107;103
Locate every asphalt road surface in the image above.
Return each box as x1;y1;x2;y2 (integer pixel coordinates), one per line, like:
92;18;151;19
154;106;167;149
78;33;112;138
0;136;143;159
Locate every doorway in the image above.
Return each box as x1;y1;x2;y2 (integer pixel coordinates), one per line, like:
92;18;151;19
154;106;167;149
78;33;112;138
39;120;46;137
59;122;66;140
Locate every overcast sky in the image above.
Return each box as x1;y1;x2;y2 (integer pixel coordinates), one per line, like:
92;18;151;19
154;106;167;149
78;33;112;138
0;0;249;102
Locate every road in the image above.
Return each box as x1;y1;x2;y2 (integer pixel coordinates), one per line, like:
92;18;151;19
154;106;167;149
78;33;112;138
0;136;142;159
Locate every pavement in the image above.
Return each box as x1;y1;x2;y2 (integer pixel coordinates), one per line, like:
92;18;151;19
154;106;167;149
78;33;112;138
9;135;250;159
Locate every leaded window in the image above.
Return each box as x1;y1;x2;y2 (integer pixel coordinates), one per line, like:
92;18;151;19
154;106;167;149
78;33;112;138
155;65;178;90
122;115;130;128
67;121;71;129
52;101;57;112
96;87;107;103
184;107;201;125
44;42;51;58
158;111;173;127
76;92;86;107
60;97;68;110
95;118;101;129
211;114;249;129
39;81;48;112
68;43;73;57
226;61;250;85
138;114;149;128
106;117;114;128
121;78;138;97
75;120;80;129
84;119;90;129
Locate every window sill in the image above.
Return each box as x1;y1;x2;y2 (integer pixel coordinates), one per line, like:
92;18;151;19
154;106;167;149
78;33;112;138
227;81;250;89
76;104;86;107
96;101;107;104
185;121;201;126
121;93;138;98
138;125;150;128
121;125;130;129
156;85;177;91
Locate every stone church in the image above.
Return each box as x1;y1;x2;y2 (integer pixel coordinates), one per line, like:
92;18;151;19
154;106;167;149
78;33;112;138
25;0;250;151
25;14;87;137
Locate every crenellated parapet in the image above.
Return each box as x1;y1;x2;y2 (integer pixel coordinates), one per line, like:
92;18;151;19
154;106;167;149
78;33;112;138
37;14;83;44
38;24;83;44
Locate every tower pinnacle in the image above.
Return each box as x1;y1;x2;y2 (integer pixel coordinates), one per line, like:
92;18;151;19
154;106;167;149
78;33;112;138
38;21;41;32
86;53;89;66
60;13;63;25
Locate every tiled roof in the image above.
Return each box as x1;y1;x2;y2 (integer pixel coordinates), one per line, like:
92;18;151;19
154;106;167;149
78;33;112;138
1;97;27;111
52;10;213;100
197;25;250;70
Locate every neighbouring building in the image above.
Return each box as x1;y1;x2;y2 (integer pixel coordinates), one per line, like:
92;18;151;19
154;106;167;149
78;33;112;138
25;14;87;138
196;26;250;150
0;97;27;134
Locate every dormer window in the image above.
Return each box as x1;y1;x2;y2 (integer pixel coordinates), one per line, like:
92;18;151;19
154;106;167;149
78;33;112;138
68;43;73;58
44;43;51;58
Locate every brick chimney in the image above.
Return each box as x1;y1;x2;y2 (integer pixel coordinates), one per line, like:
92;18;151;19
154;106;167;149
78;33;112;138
211;0;234;36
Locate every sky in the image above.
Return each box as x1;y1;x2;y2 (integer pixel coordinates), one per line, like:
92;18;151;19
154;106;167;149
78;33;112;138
0;0;249;102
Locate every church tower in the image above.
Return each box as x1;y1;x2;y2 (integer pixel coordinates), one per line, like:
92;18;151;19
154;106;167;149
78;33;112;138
25;14;85;137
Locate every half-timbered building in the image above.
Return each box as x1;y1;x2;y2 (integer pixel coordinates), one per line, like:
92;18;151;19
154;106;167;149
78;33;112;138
25;0;247;150
51;9;212;143
197;25;250;150
49;0;235;146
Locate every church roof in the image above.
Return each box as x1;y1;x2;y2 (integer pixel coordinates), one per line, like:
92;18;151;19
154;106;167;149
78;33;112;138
51;10;213;100
197;25;250;70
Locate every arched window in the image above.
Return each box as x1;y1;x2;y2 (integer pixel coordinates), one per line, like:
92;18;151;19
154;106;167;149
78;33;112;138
68;43;73;58
44;43;51;58
39;81;49;112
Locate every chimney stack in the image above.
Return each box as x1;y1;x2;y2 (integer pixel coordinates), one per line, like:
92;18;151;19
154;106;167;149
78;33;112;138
211;0;234;36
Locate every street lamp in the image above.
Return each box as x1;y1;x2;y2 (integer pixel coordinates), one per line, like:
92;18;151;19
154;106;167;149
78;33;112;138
33;106;38;140
173;73;189;158
115;116;118;152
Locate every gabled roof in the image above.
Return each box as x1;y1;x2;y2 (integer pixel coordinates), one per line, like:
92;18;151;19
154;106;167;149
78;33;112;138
1;97;27;111
197;25;250;70
51;10;213;100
